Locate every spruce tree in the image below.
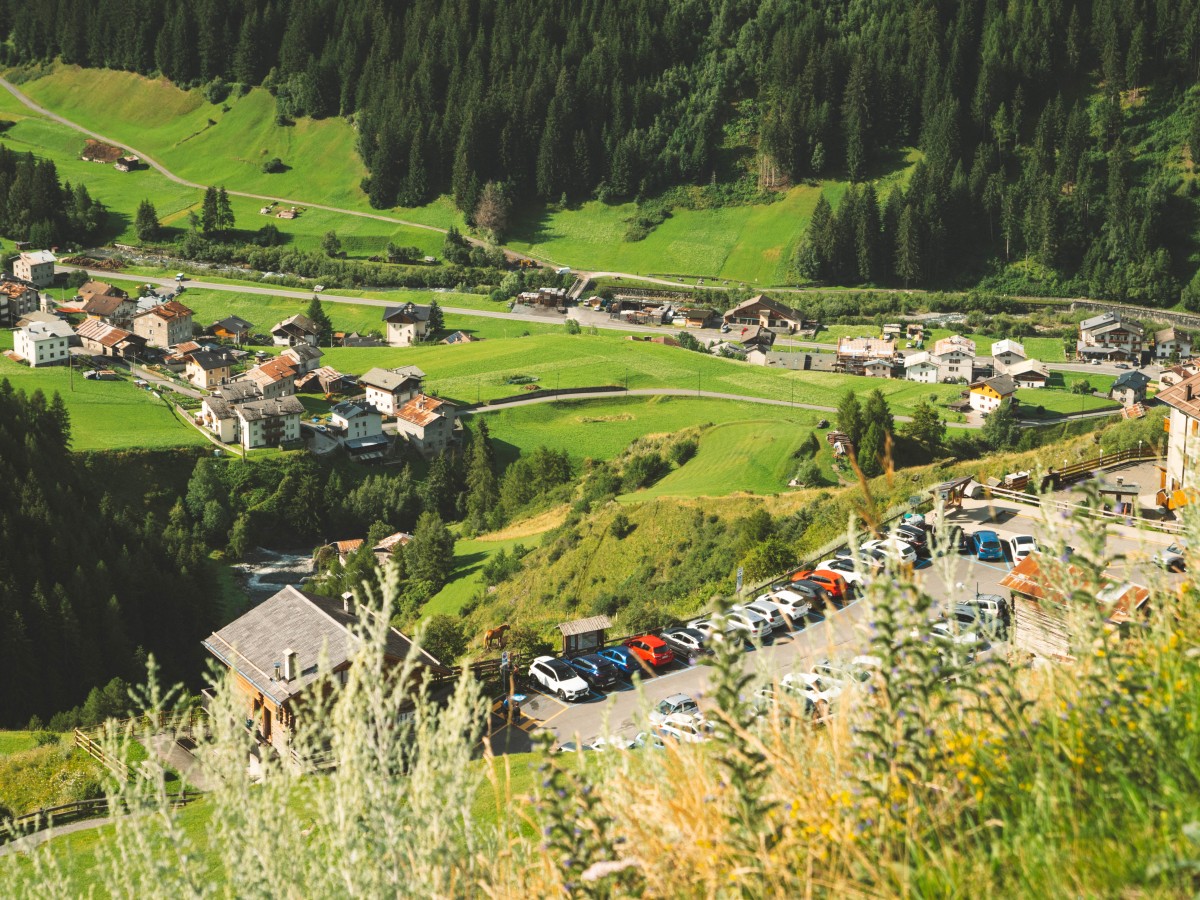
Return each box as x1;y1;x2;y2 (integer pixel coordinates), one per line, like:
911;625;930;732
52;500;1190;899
305;297;333;345
134;199;160;242
427;299;444;334
200;186;220;234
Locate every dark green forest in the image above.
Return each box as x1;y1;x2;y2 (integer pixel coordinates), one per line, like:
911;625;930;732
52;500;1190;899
0;381;215;726
0;144;105;246
2;1;1200;293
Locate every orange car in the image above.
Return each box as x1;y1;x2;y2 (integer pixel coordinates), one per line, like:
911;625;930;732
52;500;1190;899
790;569;848;602
624;635;675;668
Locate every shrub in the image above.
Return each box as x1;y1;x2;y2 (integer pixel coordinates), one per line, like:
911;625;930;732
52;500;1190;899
261;157;286;174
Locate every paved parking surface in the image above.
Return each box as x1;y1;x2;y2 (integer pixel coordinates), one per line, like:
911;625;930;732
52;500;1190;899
487;491;1183;750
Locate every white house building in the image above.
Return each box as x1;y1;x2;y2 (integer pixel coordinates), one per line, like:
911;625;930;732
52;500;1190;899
863;358;894;378
330;401;383;441
968;373;1017;414
12;250;56;288
991;339;1027;375
930;335;976;382
271;314;320;347
360;366;425;415
1158;372;1200;497
382;302;431;347
1154;327;1191;360
394;394;456;457
903;351;938;383
1007;358;1049;388
14;319;73;366
1077;312;1144;361
0;279;42;327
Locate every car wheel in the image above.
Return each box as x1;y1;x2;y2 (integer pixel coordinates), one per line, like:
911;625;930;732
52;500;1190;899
558;689;567;701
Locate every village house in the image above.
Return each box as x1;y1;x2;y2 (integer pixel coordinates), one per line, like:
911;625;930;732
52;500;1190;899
1077;312;1145;362
211;315;254;345
12;250;56;288
330;401;383;442
863;357;894;378
999;554;1149;661
131;299;195;349
0;279;41;327
1154;327;1191;360
835;337;895;375
114;154;140;172
394;393;457;458
1109;370;1151;408
903;351;939;383
968;373;1017;414
295;365;357;395
1159;361;1200;390
14;318;73;367
677;307;717;328
442;330;475;345
200;382;262;442
1007;358;1050;388
271;314;320;347
79;281;137;326
75;318;146;359
372;531;412;565
929;335;976;382
382;302;430;347
233;395;305;449
201;585;449;756
722;294;810;333
185;348;235;390
243;356;298;398
360;366;425;415
282;343;324;375
990;339;1026;375
1155;372;1200;497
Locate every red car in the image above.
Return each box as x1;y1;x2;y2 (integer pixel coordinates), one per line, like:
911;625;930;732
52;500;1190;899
624;635;675;668
790;569;847;602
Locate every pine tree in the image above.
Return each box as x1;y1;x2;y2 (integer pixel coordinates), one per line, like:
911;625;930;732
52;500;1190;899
216;186;235;233
895;204;921;287
200;186;220;234
321;230;342;257
305;297;333;344
427;299;444;334
858;421;886;479
134;199;160;242
836;390;864;447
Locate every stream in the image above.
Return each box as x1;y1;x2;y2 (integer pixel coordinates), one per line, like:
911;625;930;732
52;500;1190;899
231;548;315;603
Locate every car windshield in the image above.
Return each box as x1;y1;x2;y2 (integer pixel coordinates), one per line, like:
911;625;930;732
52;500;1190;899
547;661;575;677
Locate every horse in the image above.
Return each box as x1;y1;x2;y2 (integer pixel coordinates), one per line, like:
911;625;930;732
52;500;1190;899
485;623;511;649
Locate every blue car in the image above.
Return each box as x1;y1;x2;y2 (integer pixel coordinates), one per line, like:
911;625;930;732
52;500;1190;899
972;530;1005;561
567;653;620;690
597;646;639;677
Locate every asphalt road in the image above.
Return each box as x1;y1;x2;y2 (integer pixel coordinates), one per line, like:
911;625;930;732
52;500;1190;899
495;493;1181;750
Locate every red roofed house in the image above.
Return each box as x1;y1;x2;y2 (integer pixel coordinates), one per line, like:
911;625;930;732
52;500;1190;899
999;554;1150;661
75;318;147;359
131;299;195;348
394;393;457;458
0;279;41;327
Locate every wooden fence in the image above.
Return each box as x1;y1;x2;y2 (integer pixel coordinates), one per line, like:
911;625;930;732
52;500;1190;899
0;791;201;845
1045;446;1159;486
74;708;206;782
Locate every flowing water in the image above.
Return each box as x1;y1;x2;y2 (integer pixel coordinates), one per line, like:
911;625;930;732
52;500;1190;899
232;548;315;603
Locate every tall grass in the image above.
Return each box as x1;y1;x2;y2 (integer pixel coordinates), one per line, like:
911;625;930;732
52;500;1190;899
3;499;1199;895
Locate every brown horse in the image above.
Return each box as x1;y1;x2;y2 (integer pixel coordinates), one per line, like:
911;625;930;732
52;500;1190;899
485;623;511;649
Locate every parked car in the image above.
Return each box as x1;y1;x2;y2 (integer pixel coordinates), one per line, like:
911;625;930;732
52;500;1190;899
629;731;666;750
1115;362;1130;369
624;635;675;668
528;656;591;701
862;538;919;565
833;546;888;570
597;646;640;676
765;588;814;622
814;558;870;585
1005;534;1039;563
953;603;1006;639
971;530;1005;562
649;693;704;726
810;655;882;687
792;569;849;602
780;672;844;705
566;653;620;691
1153;542;1187;572
926;620;982;662
892;523;928;555
961;592;1008;626
655;713;713;744
556;741;594;753
726;608;772;641
736;598;786;630
661;627;711;659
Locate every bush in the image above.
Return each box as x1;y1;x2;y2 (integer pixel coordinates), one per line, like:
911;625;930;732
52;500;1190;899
203;77;230;104
610;511;635;539
261;157;286;174
622;453;672;490
670;438;699;465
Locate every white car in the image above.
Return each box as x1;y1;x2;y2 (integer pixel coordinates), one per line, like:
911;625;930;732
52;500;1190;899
528;656;590;701
1006;534;1039;562
810;655;882;687
862;538;918;565
813;559;869;585
736;598;785;630
765;589;812;622
655;713;713;744
926;620;982;661
649;693;704;726
1153;542;1186;571
780;672;844;705
726;609;771;641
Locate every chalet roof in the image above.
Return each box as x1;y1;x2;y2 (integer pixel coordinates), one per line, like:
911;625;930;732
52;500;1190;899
79;280;126;299
1008;358;1049;378
76;318;140;348
19;250;56;265
1156;372;1200;417
203;396;234;420
999;554;1149;625
81;295;128;317
202;585;447;705
23;318;74;340
212;381;263;403
932;335;976;357
187;349;235;371
246;356;297;385
135;298;193;321
395;393;451;427
0;279;35;299
1112;370;1150;391
331;539;364;555
213;315;254;334
382;302;430;324
904;351;933;368
556;615;614;637
360;365;426;393
235;395;305;422
271;313;318;336
1080;311;1144;337
836;337;895;359
991;339;1025;358
331;401;375;420
374;531;412;553
283;343;324;363
973;373;1016;396
295;366;354;393
724;294;805;322
1155;326;1185;343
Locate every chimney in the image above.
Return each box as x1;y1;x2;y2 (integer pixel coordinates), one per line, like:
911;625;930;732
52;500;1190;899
283;648;299;682
1188;383;1194;402
342;591;354;614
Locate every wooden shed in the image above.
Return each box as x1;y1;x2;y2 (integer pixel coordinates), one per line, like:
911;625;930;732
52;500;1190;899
556;615;613;658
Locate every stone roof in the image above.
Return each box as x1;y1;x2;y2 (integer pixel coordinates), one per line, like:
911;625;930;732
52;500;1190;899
381;302;430;323
212;381;263;403
271;313;318;336
331;401;375;420
202;585;446;705
283;343;324;363
187;349;235;371
974;373;1016;396
991;339;1025;358
360;365;426;392
235;394;305;422
1112;370;1151;391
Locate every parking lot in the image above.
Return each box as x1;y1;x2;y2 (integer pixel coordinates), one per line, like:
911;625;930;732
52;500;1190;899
486;489;1184;752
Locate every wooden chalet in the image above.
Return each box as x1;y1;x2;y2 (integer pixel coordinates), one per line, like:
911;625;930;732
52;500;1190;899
202;586;449;757
999;554;1150;661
